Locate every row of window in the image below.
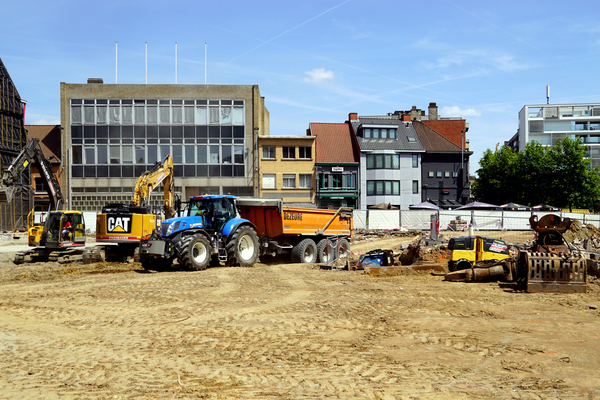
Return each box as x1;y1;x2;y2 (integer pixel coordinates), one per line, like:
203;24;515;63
72;144;244;166
366;180;420;195
72;164;245;179
262;174;312;189
71;100;244;126
362;127;397;139
72;125;246;139
366;154;419;169
316;173;357;190
427;171;459;178
262;146;312;160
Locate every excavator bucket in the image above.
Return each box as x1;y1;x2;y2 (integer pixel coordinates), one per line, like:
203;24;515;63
0;187;16;204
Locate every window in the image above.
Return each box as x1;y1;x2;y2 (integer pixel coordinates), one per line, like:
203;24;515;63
367;154;400;169
445;171;450;178
110;146;120;164
413;180;419;194
282;146;295;159
263;146;276;159
436;171;442;178
366;180;400;195
452;171;458;178
299;174;312;188
35;177;44;192
364;128;371;138
283;174;296;188
407;136;417;143
298;146;311;159
234;145;244;164
412;154;418;168
262;174;275;189
136;145;145;164
428;171;434;178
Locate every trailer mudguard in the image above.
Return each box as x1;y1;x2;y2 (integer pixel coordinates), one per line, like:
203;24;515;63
222;218;256;237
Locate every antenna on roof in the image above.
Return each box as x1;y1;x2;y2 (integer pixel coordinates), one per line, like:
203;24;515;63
205;42;207;85
546;85;550;104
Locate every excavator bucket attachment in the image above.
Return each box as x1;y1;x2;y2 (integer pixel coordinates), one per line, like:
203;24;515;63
0;187;16;204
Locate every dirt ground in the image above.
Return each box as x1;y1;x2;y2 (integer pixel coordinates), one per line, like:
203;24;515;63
0;232;599;399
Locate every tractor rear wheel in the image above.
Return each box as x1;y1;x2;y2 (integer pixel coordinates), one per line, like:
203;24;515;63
178;234;211;271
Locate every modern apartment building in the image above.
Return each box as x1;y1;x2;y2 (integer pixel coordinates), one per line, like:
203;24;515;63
60;80;269;211
257;135;315;205
507;103;600;168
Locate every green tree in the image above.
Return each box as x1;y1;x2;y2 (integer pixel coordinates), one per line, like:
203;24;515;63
473;138;600;209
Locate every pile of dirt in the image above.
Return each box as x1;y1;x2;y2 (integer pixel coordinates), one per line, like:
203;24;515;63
563;220;600;251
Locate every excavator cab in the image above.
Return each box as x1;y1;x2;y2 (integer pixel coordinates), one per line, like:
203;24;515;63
41;211;86;248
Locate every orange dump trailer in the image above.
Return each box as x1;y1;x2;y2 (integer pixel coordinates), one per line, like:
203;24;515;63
236;198;353;264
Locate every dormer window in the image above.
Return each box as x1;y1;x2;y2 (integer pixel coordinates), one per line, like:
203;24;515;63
407;136;417;143
363;127;397;139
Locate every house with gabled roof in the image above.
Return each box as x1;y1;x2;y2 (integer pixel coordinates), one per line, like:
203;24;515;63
348;113;424;210
413;121;472;208
25;125;63;210
308;122;360;209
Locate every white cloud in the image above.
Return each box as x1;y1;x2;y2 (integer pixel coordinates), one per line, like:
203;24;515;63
441;106;481;117
29;118;60;125
304;68;335;83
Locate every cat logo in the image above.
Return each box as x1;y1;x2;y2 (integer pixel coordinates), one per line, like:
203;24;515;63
107;214;132;234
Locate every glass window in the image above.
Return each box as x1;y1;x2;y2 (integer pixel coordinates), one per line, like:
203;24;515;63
452;171;458;178
367;154;374;169
282;147;295;159
196;107;207;125
85;147;95;164
110;146;120;164
209;145;219;163
172;145;182;163
283;174;296;188
147;106;158;124
84;106;94;123
185;145;195;163
375;155;383;169
385;181;392;195
436;171;442;178
97;146;108;164
109;106;120;124
393;181;400;195
134;106;145;124
221;106;231;124
445;171;450;178
184;106;195;124
209;106;219;124
373;128;380;139
389;128;396;139
160;145;170;160
298;146;311;159
428;171;434;178
72;146;82;164
381;128;387;139
367;181;375;195
148;146;158;164
71;106;82;124
384;155;392;169
412;180;418;194
135;145;145;164
345;173;356;189
412;154;418;168
262;174;275;189
233;107;244;125
172;106;183;124
364;128;371;138
263;146;276;159
376;181;384;195
122;106;132;124
197;146;207;163
234;146;243;164
96;106;107;124
222;146;232;163
159;106;170;124
122;146;133;164
299;174;312;188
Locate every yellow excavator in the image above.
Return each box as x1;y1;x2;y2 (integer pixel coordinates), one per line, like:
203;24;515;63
94;154;176;261
0;138;89;264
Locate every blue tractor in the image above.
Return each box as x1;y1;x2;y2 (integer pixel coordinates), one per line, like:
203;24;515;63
139;195;259;271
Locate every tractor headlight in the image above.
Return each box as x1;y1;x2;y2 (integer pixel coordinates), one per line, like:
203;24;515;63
165;223;174;236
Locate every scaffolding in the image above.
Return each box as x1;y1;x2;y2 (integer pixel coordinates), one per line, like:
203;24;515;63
0;57;30;231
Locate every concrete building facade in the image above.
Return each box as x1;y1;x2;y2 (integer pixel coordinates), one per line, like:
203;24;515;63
257;135;315;205
507;103;600;169
60;81;269;211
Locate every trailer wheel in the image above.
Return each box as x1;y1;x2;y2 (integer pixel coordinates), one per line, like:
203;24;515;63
317;239;335;264
226;226;259;267
178;234;211;271
338;238;350;259
291;238;317;264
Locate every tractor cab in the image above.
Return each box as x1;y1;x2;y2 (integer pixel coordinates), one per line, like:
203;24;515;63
188;195;237;232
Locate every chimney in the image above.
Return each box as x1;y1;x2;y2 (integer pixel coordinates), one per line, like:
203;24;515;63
401;114;411;122
87;78;104;84
410;105;421;121
428;102;438;120
348;112;358;121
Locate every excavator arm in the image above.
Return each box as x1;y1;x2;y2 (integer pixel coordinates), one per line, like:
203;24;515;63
0;138;63;210
132;154;175;219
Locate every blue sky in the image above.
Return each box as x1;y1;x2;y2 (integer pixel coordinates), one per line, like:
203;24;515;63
3;0;600;175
